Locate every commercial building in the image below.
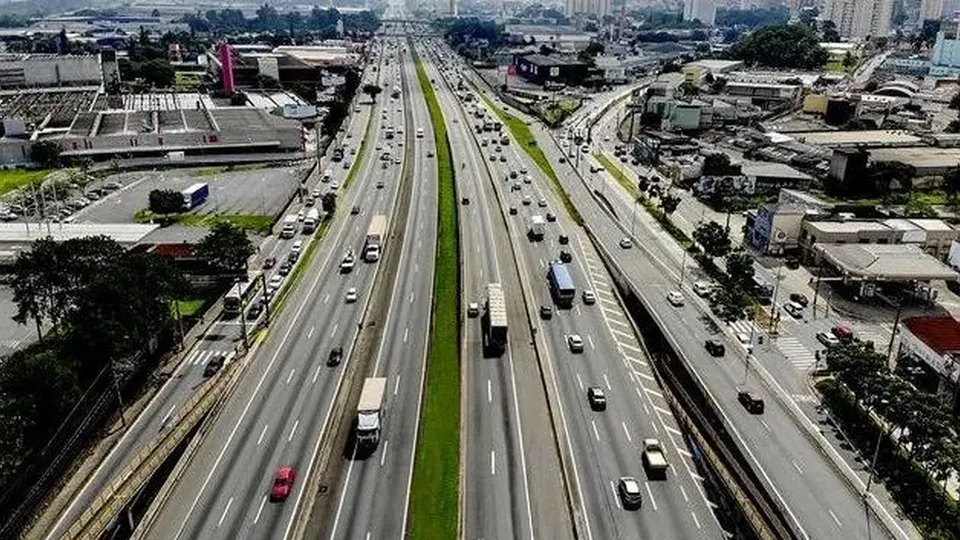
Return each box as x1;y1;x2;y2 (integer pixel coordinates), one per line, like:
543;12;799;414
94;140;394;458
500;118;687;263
930;30;960;76
512;54;591;86
504;26;593;51
724;82;802;108
920;0;944;21
565;0;613;17
747;203;813;255
899;316;960;412
823;0;893;39
800;218;959;261
0;53;103;89
683;0;716;26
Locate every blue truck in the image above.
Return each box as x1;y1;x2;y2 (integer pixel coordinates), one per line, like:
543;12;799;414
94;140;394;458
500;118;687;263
182;183;209;210
548;262;576;307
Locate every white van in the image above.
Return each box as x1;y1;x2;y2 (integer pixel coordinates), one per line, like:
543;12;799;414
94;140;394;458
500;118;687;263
416;127;424;138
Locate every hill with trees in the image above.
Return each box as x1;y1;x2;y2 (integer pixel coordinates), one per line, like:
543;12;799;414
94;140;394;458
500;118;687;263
725;24;828;70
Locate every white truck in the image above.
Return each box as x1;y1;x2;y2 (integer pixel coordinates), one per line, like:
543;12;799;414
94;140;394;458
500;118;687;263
528;215;545;241
280;214;298;239
364;214;386;262
302;208;320;234
482;283;508;356
340;250;355;273
641;438;668;478
356;377;386;450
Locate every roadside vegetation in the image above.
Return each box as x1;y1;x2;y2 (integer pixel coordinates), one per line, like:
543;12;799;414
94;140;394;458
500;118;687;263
478;93;583;225
408;51;461;540
0;169;51;197
191;164;269;177
134;209;274;235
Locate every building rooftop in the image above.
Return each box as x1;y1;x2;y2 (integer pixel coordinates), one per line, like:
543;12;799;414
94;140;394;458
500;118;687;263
0;223;158;249
910;218;955;232
868;147;960;174
806;220;892;233
686;59;743;72
816;243;959;281
902;315;960;356
519;54;589;67
788;130;922;147
742;161;812;181
778;188;834;209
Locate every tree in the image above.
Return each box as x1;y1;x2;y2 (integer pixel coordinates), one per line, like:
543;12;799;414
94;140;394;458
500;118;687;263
196;222;254;276
709;286;750;323
863;80;879;93
725;249;755;288
702;152;739;176
362;83;382;102
148;189;186;216
946;119;960;133
949;91;960;110
321;192;337;215
821;20;840;42
842;51;856;69
31;140;61;167
726;24;829;70
904;196;938;218
659;193;681;215
694;221;732;258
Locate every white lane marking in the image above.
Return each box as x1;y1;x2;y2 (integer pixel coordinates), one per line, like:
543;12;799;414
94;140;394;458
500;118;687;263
576;372;584;391
403;327;409;343
792;460;804;475
487;379;492;403
651;421;660;434
680;485;689;502
331;323;339;337
576;305;582;316
308;325;315;339
288;419;300;442
217;497;234;528
645;387;663;399
312;364;322;384
491;450;496;475
603;373;611;390
621;421;632;443
253;496;267;525
394;376;401;396
380;440;389;467
645;482;658;511
587;335;595;349
760;419;771;432
692;512;701;529
828;509;842;528
160;405;176;427
409;292;414;303
610;481;621;509
257;424;268;446
286;369;295;385
591;420;600;441
323;294;330;304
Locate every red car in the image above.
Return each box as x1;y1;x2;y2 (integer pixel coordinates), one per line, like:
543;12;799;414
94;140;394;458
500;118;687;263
270;466;296;502
263;257;277;270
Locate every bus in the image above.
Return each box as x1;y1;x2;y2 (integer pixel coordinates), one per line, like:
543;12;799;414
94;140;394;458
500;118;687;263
547;262;575;307
223;276;261;316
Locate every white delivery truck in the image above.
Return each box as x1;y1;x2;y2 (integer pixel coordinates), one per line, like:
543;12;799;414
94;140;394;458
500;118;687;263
356;378;386;450
302;208;320;234
529;215;545;241
482;283;508;356
641;438;669;479
280;214;298;239
364;214;386;262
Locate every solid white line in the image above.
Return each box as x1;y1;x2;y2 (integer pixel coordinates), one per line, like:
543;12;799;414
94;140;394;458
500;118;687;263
587;335;595;349
312;364;322;384
331;323;339;337
828;509;842;527
576;372;584;391
591;420;600;441
680;485;689;502
621;421;632;442
257;424;268;446
217;497;234;528
380;440;389;467
253;496;267;525
487;379;492;403
288;419;300;442
403;327;409;342
691;511;701;529
610;481;621;509
792;460;804;475
394;375;401;395
645;387;664;398
603;373;611;390
645;482;658;511
286;368;295;385
308;325;315;339
491;450;496;475
160;405;176;427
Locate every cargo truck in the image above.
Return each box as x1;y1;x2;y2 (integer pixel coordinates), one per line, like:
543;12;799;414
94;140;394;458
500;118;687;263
482;283;508;356
181;183;209;210
364;215;386;262
302;208;320;234
280;214;298;239
547;262;576;307
356;377;386;451
641;438;668;479
528;215;545;241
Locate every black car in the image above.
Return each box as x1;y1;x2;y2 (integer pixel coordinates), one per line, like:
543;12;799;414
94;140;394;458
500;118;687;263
327;346;344;366
509;206;518;215
559;250;573;263
247;301;263;320
558;234;569;245
203;354;225;377
279;260;293;276
789;293;809;307
351;205;361;215
462;197;470;205
704;339;725;357
587;387;607;411
738;390;765;414
540;305;553;319
546;212;556;222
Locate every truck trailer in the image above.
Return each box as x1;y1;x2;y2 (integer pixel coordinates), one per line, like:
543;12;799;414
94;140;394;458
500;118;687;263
482;283;508;356
528;215;545;241
181;183;209;210
547;262;576;307
302;208;320;234
356;377;386;450
364;215;386;262
280;214;298;239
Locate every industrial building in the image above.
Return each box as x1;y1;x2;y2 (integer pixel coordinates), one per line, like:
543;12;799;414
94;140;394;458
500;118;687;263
512;54;591;86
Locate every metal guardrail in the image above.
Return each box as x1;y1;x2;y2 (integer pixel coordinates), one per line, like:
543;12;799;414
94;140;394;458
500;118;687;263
61;356;238;540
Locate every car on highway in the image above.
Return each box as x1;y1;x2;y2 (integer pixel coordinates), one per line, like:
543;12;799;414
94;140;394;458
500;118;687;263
666;290;684;307
736;332;753;352
693;280;713;297
546;212;556;222
511;182;521;191
297;210;305;222
467;302;480;317
509;170;518;179
582;290;596;305
489;155;497;162
558;234;569;244
783;301;804;319
559;156;566;163
704;339;725;356
263;257;277;270
520;167;528;174
523;175;532;184
269;466;296;502
559;250;573;263
831;324;854;342
345;287;359;303
540;305;553;319
312;188;321;198
789;292;809;307
269;275;284;289
817;331;840;347
522;195;532;206
509;206;517;215
587;387;606;410
351;205;360;215
538;198;547;207
499;155;507;162
461;197;470;205
278;259;292;276
327;346;343;366
738;390;765;414
203;353;226;377
619;237;633;249
617;477;642;510
567;334;584;353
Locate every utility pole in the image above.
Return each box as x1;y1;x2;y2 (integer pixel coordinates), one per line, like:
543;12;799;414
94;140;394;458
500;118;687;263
261;272;272;325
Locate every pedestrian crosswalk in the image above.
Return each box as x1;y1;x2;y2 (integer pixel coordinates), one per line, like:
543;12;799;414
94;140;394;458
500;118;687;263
728;319;758;337
183;348;235;368
776;336;817;371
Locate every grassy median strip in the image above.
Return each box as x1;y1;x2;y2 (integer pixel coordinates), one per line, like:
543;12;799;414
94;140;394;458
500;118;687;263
408;54;461;540
478;93;583;225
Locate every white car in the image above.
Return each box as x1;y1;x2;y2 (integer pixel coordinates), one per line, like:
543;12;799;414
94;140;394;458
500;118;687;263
312;188;321;198
693;281;713;297
817;331;840;347
467;302;480;317
269;274;284;288
567;334;584;353
666;291;684;307
736;332;753;353
619;238;633;249
297;210;305;222
522;195;532;205
345;288;359;303
330;181;340;190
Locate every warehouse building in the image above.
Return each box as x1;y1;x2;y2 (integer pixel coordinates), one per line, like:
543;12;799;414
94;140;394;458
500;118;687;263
512;54;591;86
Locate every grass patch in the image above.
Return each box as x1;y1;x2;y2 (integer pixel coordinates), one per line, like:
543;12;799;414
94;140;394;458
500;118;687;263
0;169;52;197
134;210;274;235
343;102;376;190
408;50;461;540
478;92;583;225
173;298;206;318
191;164;268;177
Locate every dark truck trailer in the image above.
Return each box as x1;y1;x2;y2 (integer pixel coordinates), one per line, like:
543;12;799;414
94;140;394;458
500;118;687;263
548;262;576;308
182;183;209;210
